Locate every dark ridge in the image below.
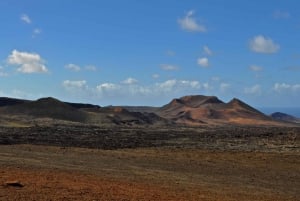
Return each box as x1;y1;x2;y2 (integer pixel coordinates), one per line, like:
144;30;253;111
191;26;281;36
122;106;159;113
65;102;101;109
0;97;88;123
271;112;300;123
0;97;29;107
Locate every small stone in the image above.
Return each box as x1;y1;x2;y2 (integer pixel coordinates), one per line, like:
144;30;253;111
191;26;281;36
5;181;24;188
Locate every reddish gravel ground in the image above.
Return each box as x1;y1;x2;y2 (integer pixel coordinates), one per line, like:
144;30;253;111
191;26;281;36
0;145;299;201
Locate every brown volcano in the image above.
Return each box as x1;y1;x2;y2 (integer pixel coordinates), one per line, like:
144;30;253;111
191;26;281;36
157;95;272;125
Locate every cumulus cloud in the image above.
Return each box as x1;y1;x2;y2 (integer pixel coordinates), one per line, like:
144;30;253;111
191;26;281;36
7;49;48;73
249;65;263;72
63;78;214;103
96;83;120;94
156;79;201;92
65;64;81;72
122;77;138;85
63;80;87;89
20;14;31;24
178;10;206;32
197;57;209;67
94;79;202;98
65;64;99;72
249;35;280;54
273;83;300;92
160;64;179;71
203;46;213;56
203;82;213;91
244;84;262;95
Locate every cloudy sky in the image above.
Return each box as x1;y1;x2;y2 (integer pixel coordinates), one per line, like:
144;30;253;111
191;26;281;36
0;0;299;107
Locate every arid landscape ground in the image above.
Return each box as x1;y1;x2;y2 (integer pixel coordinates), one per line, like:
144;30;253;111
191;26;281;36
0;125;299;201
0;96;299;200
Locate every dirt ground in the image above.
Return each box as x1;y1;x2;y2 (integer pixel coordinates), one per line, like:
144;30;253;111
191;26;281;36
0;144;299;201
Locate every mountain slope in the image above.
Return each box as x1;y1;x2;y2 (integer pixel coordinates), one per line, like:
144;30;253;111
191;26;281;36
0;97;29;107
157;95;272;125
271;112;300;123
0;97;167;125
0;97;89;123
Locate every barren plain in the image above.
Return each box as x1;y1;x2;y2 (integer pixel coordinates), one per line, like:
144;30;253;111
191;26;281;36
0;125;299;201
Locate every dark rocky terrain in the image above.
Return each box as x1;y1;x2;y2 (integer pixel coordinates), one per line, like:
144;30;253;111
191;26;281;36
0;124;298;151
271;112;300;123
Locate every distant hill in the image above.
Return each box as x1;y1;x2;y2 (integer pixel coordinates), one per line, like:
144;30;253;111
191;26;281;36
157;95;272;125
0;95;293;126
271;112;300;123
0;97;167;125
122;106;159;113
0;97;29;107
0;97;89;123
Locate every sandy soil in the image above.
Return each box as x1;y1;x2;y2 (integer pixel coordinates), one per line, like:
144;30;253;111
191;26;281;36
0;145;299;201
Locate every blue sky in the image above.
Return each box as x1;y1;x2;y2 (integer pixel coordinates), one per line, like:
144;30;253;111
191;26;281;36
0;0;300;107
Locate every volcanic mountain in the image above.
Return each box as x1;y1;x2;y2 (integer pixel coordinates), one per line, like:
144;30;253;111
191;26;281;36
0;97;165;126
271;112;300;123
157;95;272;125
0;95;292;126
0;97;89;123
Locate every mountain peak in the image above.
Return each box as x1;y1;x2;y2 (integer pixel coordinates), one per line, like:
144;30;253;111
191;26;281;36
37;97;60;103
178;95;223;107
228;98;242;104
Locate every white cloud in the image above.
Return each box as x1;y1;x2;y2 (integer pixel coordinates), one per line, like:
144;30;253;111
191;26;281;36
160;64;179;71
21;14;31;24
203;82;213;91
122;77;138;85
152;74;160;79
155;79;201;93
96;83;120;94
273;83;300;92
32;28;42;37
244;84;262;95
249;35;280;54
273;10;290;19
63;79;214;103
65;63;81;72
178;10;206;32
203;46;212;56
85;65;97;71
249;65;263;72
7;49;48;73
220;83;230;92
197;57;209;67
63;80;87;89
94;79;201;97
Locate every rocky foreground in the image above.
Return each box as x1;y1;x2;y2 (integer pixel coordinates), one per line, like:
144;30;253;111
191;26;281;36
0;125;299;200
